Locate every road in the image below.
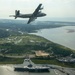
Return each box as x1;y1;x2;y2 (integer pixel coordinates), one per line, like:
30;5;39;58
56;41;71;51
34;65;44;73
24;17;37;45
50;66;75;75
0;54;35;58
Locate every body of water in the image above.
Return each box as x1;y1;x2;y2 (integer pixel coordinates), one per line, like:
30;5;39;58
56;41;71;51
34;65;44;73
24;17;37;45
32;26;75;50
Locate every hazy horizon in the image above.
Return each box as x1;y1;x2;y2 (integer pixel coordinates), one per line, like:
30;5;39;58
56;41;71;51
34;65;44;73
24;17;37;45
0;17;75;23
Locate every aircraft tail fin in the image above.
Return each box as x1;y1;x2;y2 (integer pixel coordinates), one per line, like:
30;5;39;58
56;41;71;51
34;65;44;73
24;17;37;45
9;10;20;19
15;10;20;19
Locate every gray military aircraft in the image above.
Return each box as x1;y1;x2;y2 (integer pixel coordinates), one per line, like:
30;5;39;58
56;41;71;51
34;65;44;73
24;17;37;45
10;4;46;24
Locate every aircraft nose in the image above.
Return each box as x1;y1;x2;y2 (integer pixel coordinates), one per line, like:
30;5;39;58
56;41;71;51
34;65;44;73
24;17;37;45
43;13;46;16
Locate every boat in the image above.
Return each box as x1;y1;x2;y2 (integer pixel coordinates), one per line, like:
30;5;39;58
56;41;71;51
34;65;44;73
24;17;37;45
14;59;50;72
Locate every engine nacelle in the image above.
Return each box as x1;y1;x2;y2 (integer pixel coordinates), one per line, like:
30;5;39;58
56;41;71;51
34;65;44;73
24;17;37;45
38;11;42;14
40;7;43;10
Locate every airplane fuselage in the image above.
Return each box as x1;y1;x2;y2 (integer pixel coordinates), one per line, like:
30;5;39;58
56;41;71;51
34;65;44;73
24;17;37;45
15;13;46;18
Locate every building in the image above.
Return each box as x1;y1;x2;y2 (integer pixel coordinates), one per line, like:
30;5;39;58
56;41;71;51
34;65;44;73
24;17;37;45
35;50;49;57
57;56;75;63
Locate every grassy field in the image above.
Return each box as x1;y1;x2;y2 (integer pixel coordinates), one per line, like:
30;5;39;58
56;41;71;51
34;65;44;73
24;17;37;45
31;58;75;68
0;33;74;56
0;56;24;64
0;34;50;45
0;56;75;68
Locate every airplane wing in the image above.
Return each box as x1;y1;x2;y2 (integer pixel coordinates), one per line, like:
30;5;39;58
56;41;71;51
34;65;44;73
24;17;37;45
27;4;42;24
32;3;42;16
27;17;37;24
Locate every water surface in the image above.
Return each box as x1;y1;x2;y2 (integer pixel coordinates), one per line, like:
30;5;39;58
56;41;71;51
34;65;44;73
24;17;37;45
32;26;75;50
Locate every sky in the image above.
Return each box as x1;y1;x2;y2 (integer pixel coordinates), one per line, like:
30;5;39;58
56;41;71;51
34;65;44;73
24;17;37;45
0;0;75;22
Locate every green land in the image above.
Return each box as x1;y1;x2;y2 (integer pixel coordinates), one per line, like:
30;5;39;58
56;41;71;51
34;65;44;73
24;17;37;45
0;34;75;68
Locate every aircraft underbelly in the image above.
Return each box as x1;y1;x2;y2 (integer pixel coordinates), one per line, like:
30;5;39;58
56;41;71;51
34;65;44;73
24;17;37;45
36;14;44;17
18;14;31;18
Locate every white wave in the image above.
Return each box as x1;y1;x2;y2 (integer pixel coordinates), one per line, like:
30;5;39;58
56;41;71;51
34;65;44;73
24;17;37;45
0;65;14;71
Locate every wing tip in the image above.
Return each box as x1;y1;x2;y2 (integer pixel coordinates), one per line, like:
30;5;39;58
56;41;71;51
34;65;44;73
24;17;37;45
27;21;30;24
